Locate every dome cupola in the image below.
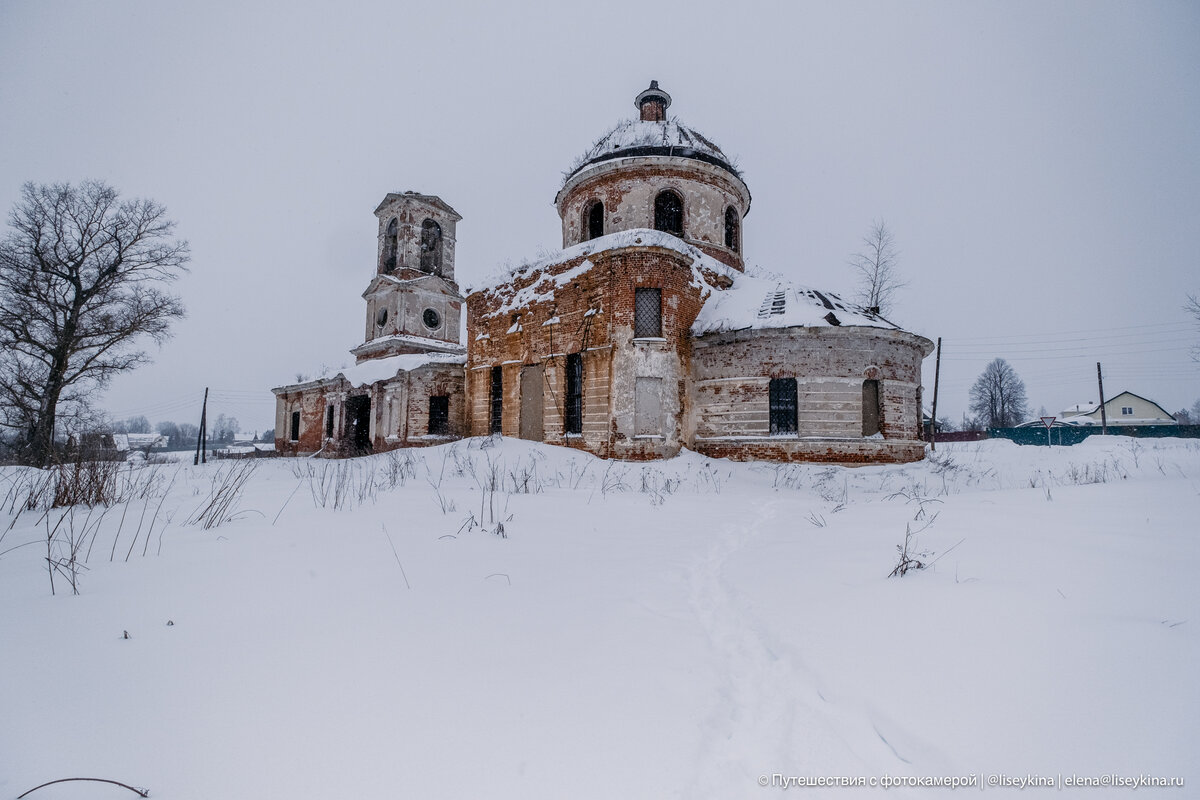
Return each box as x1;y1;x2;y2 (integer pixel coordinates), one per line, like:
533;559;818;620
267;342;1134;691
555;82;752;271
635;79;672;121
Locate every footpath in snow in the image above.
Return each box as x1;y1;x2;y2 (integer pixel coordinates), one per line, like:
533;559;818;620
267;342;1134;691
0;436;1196;799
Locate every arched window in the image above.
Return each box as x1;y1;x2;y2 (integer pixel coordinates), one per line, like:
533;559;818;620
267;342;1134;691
419;219;442;274
382;218;398;272
862;379;881;437
653;191;683;236
587;201;604;241
724;207;739;252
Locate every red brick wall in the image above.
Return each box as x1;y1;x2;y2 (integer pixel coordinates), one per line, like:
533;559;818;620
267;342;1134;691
466;244;708;460
556;160;748;271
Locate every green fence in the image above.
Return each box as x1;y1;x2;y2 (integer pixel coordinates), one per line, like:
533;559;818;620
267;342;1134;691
988;424;1200;446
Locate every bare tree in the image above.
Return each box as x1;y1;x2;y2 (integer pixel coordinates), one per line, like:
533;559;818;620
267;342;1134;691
1188;293;1200;362
969;358;1028;429
211;414;240;444
0;181;189;466
849;219;907;316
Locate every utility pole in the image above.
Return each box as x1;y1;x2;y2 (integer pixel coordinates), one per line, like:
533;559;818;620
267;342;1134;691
194;387;208;466
929;337;942;451
1096;362;1107;435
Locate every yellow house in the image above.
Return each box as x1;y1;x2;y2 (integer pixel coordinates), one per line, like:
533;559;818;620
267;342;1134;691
1061;391;1176;425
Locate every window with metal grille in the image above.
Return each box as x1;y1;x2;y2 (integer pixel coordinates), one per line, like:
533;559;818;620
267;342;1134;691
587;201;604;241
565;353;583;434
769;378;798;435
654;191;683;236
325;405;335;438
382;217;398;272
419;218;442;274
724;207;739;252
490;366;503;434
290;411;300;442
429;395;450;435
634;288;662;338
862;379;881;436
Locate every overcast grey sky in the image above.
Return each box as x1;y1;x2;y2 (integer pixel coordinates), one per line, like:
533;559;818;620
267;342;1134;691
2;0;1198;433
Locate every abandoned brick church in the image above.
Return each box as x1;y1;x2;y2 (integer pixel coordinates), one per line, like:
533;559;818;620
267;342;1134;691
273;82;934;464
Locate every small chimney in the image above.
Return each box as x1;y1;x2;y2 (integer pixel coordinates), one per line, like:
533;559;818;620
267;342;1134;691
635;80;672;122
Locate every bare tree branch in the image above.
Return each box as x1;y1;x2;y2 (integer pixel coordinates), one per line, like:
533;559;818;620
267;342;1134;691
1187;293;1200;363
969;358;1029;429
0;180;189;465
849;219;907;316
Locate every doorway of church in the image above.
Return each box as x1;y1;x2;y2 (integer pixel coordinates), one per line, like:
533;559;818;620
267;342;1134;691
345;395;373;454
519;365;544;441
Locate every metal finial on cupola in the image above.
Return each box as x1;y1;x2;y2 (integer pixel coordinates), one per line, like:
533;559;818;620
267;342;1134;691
635;80;672;122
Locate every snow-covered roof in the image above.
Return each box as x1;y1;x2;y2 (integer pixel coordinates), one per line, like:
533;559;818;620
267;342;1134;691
470;229;738;317
350;333;465;359
338;352;465;387
1061;402;1098;415
471;228;906;338
564;118;740;183
273;352;466;393
373;191;461;220
692;274;898;336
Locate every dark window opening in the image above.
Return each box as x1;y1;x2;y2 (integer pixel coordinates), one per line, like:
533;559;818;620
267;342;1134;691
290;410;300;442
634;288;662;338
862;379;881;437
724;207;739;252
419;219;442;274
376;307;388;328
429;395;450;435
565;353;583;434
346;395;372;454
382;218;398;272
490;366;503;434
587;201;604;241
769;378;798;435
423;308;441;329
325;405;335;438
654;191;684;236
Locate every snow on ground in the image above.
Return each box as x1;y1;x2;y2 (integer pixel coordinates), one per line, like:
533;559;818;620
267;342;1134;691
1;437;1196;799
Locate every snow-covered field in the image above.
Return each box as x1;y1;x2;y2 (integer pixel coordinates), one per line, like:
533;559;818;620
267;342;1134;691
1;437;1196;799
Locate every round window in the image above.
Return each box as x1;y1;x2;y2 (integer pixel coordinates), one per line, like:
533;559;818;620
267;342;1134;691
423;308;441;329
376;308;388;327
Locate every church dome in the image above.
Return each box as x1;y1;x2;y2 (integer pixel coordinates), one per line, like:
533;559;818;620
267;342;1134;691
564;118;741;184
555;81;751;271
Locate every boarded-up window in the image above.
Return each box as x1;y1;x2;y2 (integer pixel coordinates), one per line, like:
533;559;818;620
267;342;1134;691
635;377;663;436
290;410;300;442
565;353;583;434
634;288;662;338
587;201;604;241
519;365;544;441
325;405;335;438
862;379;881;436
490;366;503;434
724;207;739;252
420;219;442;274
654;191;683;236
769;378;798;435
429;395;449;435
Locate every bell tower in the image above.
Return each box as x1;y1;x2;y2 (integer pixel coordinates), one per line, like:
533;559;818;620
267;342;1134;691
351;191;466;363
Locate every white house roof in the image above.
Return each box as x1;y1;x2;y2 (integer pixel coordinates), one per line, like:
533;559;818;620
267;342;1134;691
1061;402;1099;416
